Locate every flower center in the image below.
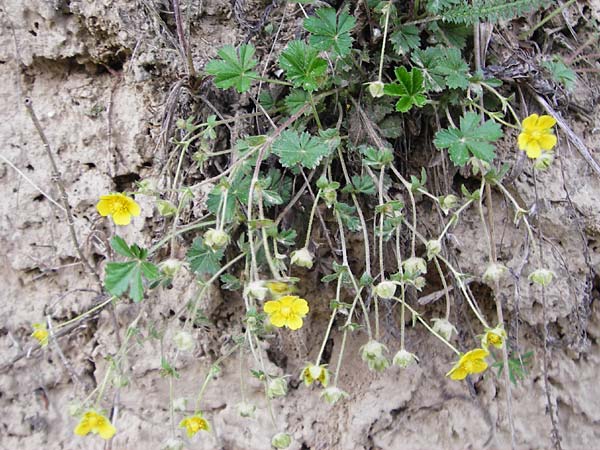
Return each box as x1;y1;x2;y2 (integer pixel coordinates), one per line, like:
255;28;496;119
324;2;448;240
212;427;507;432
530;130;542;140
114;199;128;213
280;306;292;316
463;360;475;372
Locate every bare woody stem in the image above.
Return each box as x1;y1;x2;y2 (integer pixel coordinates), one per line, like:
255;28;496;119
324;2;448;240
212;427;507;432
24;98;101;287
172;0;196;78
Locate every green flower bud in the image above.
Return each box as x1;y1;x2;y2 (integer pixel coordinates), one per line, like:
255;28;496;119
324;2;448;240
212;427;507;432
156;199;177;217
236;401;256;418
412;276;426;291
271;433;292;449
529;268;555;287
367;81;385;98
173;331;195;352
322;187;337;208
374;280;397;299
321;386;349;404
360;340;389;372
393;349;419;368
482;263;508;284
439;194;459;215
291;248;314;269
426;239;442;260
267;377;288;399
204;228;230;249
431;318;457;341
244;281;268;301
403;257;427;279
533;151;554;170
159;258;182;278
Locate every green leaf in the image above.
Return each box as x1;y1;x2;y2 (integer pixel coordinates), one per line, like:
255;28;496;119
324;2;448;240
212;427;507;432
304;7;356;58
273;130;331;169
284;89;310;115
205;44;259;93
220;273;242;291
383;67;427;113
542;56;576;91
389;25;420;55
411;47;447;92
335;202;361;232
345;175;376;195
426;0;460;14
279;40;328;92
187;238;225;276
434;112;503;166
104;239;160;302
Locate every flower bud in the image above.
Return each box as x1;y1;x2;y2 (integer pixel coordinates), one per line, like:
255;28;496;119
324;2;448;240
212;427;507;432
321;386;349;404
374;280;397;299
481;325;507;349
322;187;337;208
529;268;554;287
533;151;554;170
482;263;508;284
432;318;457;341
204;228;230;249
173;331;195;352
403;257;427;279
393;349;419;368
244;281;268;301
360;340;389;372
271;433;292;449
156;199;177;217
426;239;442;260
367;81;385;98
160;258;182;278
439;194;459;215
267;377;288;398
301;363;329;387
412;276;426;291
236;401;256;418
291;248;314;269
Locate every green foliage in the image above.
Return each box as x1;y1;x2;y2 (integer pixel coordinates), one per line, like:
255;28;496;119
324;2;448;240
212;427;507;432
542;56;576;91
384;67;427;112
335;202;361;231
104;237;159;302
434;112;503;166
284;89;310;114
272;130;331;169
279;40;328;92
360;145;394;168
492;350;534;385
411;47;471;91
304;7;356;58
186;237;225;276
205;44;258;93
439;0;544;24
342;175;377;196
390;25;420;55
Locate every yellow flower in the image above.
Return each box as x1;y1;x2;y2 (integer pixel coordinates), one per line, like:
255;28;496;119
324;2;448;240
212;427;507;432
481;326;507;350
74;410;116;440
179;414;210;438
31;323;49;347
264;295;309;330
446;348;489;381
96;193;141;226
518;114;557;159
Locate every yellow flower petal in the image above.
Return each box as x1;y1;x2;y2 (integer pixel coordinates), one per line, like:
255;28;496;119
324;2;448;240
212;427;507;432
286;315;303;330
464;348;489;360
263;301;280;314
538;133;557;150
517;132;530;151
96;198;113;216
522;114;539;130
97;420;117;440
292;298;309;315
269;312;287;328
525;142;542;159
112;210;132;226
537;115;557;129
126;197;141;216
278;295;296;308
468;359;488;374
74;419;92;436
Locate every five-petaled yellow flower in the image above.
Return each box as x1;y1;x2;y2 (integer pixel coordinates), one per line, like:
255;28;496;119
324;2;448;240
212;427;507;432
446;348;489;381
31;323;49;347
96;193;141;226
264;295;309;330
179;414;210;438
518;114;557;159
74;410;116;440
482;326;507;350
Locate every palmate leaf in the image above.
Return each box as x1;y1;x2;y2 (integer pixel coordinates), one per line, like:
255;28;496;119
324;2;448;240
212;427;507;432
434;112;503;166
104;237;159;302
434;47;470;89
303;7;356;58
272;130;331;169
279;40;328;92
187;238;225;276
390;25;420;55
383;67;427;113
205;44;258;93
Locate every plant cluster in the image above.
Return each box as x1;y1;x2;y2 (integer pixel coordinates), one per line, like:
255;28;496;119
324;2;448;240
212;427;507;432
28;0;572;447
